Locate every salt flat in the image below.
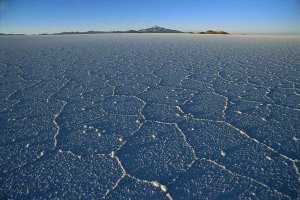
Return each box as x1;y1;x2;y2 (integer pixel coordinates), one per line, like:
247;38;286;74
0;34;299;199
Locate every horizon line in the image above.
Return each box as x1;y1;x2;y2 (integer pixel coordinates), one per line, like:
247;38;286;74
1;25;300;36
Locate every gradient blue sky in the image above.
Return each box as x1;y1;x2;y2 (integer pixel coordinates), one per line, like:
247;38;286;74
0;0;300;34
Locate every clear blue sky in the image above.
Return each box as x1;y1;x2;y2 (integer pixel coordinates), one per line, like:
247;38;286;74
0;0;300;34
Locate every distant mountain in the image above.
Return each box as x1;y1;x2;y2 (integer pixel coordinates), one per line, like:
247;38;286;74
53;31;104;35
34;27;229;36
197;30;229;34
0;33;25;36
138;25;182;33
37;26;183;35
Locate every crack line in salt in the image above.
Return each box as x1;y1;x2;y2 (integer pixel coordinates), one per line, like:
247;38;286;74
53;100;67;148
205;158;291;199
46;79;71;103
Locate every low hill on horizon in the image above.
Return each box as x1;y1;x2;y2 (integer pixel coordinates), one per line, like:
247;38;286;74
197;30;229;34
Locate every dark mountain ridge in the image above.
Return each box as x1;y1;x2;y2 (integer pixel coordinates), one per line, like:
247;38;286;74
1;26;229;35
138;25;183;33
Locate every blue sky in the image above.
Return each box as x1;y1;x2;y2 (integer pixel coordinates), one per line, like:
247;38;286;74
0;0;300;34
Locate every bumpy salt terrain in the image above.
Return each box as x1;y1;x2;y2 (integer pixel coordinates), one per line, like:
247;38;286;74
0;34;299;199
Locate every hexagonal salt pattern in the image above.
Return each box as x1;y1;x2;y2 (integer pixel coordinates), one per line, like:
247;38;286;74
0;34;299;199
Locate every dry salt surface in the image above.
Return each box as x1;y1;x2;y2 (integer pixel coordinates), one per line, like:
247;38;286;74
0;34;299;199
